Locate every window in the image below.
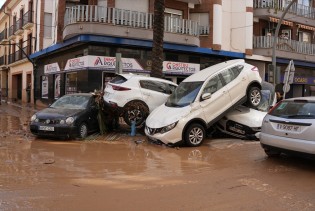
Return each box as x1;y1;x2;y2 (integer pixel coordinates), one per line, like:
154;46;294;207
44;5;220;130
44;13;52;38
140;80;169;94
298;31;311;43
220;69;234;84
202;75;223;95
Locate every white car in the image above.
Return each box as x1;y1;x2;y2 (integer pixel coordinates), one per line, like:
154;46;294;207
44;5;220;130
215;82;277;140
260;97;315;158
104;74;177;127
145;59;263;147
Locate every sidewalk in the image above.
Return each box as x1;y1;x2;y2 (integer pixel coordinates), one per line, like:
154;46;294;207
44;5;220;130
0;99;46;112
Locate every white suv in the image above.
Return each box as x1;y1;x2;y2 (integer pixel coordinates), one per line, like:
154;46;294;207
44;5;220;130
104;74;177;127
145;59;262;147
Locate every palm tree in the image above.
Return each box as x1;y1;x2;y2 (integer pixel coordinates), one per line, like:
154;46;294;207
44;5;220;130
151;0;165;78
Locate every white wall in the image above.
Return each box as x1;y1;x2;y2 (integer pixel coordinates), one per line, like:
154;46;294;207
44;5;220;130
221;0;250;53
115;0;149;12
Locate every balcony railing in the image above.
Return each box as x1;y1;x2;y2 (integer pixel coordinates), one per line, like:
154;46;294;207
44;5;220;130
254;0;315;19
253;36;315;55
8;45;31;64
0;28;7;40
65;5;209;36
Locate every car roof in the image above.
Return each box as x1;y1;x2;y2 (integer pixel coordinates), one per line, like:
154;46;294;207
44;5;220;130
118;73;177;86
284;96;315;102
183;59;246;82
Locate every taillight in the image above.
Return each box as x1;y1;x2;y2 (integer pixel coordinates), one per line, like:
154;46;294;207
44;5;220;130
111;85;131;91
251;66;259;72
268;100;282;114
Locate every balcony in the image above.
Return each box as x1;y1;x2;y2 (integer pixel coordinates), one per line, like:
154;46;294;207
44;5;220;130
254;0;315;23
14;19;24;36
8;25;16;40
22;10;34;30
8;45;30;65
0;28;8;44
253;36;315;61
63;5;209;47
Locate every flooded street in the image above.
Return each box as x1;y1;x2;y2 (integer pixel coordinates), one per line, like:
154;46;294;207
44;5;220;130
1;103;315;210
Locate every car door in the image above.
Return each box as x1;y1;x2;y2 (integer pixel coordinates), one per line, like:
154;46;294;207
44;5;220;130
199;74;231;124
220;65;247;105
139;80;170;111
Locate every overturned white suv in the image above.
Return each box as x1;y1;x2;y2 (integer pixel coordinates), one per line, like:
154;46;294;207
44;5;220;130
145;59;262;147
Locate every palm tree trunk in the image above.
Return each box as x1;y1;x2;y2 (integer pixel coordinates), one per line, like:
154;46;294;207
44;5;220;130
151;0;165;78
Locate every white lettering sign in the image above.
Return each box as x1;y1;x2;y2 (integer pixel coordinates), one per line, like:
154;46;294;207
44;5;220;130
163;61;200;74
44;63;61;74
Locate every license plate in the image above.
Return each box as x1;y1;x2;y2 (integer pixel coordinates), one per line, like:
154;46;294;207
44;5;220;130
39;126;54;131
277;123;300;132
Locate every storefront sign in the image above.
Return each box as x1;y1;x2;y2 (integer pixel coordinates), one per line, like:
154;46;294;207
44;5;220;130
269;17;293;26
297;24;315;31
44;63;61;74
41;76;48;99
64;56;144;72
281;75;315;84
163;61;200;74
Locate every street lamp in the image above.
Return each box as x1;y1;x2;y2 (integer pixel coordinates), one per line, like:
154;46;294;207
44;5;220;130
272;0;297;87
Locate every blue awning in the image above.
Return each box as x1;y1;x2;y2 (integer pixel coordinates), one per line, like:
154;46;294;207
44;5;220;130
30;34;245;59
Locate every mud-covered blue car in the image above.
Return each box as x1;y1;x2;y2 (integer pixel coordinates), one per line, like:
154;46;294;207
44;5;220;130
30;93;99;139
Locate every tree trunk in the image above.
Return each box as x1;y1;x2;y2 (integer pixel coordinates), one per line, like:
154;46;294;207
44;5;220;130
151;0;165;78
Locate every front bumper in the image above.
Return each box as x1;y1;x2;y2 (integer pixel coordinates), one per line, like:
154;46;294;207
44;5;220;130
145;125;183;145
30;123;79;139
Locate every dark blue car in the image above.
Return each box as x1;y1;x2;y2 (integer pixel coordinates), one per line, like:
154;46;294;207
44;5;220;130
30;93;99;139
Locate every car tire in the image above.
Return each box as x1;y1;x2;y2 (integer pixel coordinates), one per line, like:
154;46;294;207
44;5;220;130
184;123;205;147
264;148;281;157
247;86;262;108
78;123;88;139
123;101;149;127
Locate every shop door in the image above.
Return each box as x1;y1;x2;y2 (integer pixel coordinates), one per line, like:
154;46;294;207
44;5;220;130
16;74;22;100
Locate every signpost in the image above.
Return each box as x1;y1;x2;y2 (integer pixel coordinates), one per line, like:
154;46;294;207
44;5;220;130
283;60;295;99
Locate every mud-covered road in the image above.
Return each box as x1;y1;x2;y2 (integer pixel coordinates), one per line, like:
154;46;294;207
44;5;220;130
1;103;315;211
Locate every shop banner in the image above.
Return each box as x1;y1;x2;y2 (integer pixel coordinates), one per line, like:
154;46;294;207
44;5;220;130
280;75;315;85
163;61;200;74
41;76;48;99
54;74;61;99
64;56;144;72
44;63;61;74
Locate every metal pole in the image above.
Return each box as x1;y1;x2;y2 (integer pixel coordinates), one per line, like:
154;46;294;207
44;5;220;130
272;0;297;87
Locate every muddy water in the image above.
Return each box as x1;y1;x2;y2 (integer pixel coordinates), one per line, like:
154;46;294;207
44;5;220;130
1;104;315;210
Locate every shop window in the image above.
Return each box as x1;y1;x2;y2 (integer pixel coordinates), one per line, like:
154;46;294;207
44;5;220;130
41;76;49;99
165;53;178;61
54;74;61;99
66;72;77;94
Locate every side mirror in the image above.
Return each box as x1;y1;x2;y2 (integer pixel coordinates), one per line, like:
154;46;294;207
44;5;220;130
201;93;211;101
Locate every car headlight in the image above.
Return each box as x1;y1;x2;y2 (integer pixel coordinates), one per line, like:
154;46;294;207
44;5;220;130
60;120;65;124
65;117;75;125
161;121;178;134
31;114;37;122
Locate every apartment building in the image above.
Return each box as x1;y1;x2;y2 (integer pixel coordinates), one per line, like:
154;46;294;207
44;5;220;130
26;0;256;105
0;0;57;104
252;0;315;97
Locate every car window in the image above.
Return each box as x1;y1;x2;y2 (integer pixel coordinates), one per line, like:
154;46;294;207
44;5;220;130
202;75;223;95
220;66;242;85
166;81;203;107
270;100;315;119
140;80;168;94
110;75;127;84
169;84;177;94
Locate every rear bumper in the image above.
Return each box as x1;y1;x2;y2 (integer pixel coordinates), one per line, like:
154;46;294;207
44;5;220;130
260;132;315;155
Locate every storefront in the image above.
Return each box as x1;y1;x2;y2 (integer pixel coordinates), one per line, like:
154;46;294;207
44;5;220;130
39;55;201;103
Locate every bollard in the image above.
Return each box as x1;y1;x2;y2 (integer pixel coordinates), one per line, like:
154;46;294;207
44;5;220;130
130;120;136;136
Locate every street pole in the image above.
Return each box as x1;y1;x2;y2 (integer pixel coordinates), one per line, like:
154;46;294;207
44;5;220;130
272;0;297;87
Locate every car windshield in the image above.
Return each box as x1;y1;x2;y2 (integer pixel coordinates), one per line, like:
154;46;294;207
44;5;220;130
165;81;203;107
270;100;315;119
50;95;90;109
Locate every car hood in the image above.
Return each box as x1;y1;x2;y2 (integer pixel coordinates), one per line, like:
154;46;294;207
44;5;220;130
146;104;191;128
224;106;267;127
35;107;85;119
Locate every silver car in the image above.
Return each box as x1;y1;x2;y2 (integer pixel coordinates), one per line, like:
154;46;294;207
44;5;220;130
260;97;315;157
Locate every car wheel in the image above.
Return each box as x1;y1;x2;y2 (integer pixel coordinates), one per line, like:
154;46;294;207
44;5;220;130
184;123;205;147
78;123;88;139
123;101;149;127
247;86;262;108
264;148;281;157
